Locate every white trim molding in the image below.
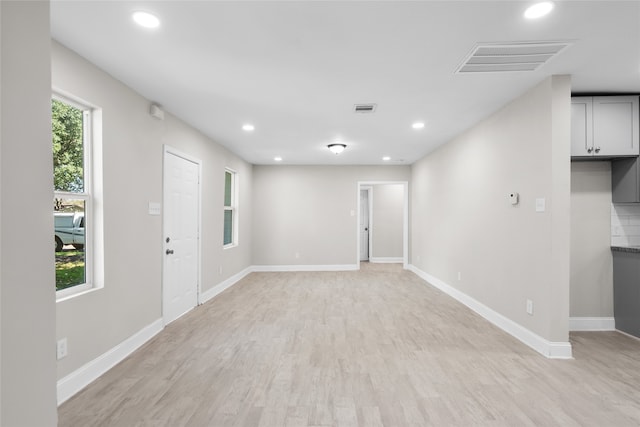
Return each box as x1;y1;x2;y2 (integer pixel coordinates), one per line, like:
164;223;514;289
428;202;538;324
370;257;403;264
408;265;573;359
616;329;640;342
200;266;253;304
569;317;616;331
57;318;164;405
252;264;358;272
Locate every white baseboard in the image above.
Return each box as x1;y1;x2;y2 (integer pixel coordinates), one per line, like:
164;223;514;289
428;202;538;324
200;266;252;304
57;318;164;405
408;265;573;359
369;257;403;264
252;264;358;272
615;329;640;342
569;317;616;331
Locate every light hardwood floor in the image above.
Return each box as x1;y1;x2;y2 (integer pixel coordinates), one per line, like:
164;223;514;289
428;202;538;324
59;263;640;426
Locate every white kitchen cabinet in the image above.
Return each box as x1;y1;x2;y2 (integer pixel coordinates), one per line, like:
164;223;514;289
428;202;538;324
571;96;639;158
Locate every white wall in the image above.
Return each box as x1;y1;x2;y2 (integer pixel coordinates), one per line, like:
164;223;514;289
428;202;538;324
411;75;571;345
570;161;613;318
371;184;404;260
52;41;252;381
252;166;410;267
0;1;58;425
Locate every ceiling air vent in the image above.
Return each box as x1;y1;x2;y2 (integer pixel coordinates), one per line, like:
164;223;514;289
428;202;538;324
354;103;377;113
456;41;571;74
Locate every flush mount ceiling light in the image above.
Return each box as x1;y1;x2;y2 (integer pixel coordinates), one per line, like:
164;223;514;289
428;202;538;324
524;2;554;19
274;156;282;162
412;122;425;129
242;124;255;132
382;156;391;161
132;11;160;28
328;143;347;155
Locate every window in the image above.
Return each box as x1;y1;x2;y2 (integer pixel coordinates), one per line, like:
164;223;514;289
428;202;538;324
53;96;93;295
223;169;237;247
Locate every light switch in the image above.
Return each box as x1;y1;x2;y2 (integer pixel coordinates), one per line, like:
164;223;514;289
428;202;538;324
148;202;161;216
535;198;546;212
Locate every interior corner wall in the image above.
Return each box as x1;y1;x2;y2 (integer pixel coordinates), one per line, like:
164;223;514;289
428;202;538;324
410;75;571;344
52;40;252;381
371;184;404;259
570;161;613;317
252;166;410;266
1;1;58;425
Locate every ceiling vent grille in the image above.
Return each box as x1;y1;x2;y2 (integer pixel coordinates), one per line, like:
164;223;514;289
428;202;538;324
456;41;571;74
354;103;377;113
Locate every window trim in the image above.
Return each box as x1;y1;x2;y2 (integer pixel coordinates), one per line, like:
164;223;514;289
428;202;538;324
53;93;96;300
223;168;238;249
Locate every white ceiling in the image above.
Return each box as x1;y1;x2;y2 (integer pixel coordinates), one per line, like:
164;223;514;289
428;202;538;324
50;1;640;165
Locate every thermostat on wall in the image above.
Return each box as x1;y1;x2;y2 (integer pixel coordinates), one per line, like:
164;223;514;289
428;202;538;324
509;192;519;205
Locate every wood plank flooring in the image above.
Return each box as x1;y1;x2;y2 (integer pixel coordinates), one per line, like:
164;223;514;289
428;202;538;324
58;263;640;426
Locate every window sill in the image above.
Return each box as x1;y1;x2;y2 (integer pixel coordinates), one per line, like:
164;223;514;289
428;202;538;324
56;284;102;303
223;243;238;250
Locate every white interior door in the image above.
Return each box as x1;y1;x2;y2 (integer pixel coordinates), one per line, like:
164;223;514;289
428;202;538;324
360;188;370;261
163;150;200;325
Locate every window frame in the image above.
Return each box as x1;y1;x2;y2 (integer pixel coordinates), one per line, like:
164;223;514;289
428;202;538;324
223;168;238;248
53;94;95;299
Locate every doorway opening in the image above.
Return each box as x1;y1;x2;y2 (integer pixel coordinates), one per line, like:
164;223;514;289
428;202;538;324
360;186;372;261
356;181;409;269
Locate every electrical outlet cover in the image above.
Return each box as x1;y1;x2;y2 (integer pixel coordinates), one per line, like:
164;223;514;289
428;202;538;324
57;338;68;360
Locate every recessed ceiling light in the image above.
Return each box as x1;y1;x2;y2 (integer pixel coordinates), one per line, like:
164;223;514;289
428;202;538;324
382;156;391;161
242;124;255;132
412;122;425;129
524;2;554;19
327;143;346;155
132;11;160;29
274;156;282;162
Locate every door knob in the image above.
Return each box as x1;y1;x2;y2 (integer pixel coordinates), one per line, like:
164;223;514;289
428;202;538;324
595;146;601;153
587;147;593;153
166;249;174;255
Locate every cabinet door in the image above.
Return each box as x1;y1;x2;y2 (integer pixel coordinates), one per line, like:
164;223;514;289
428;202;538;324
593;96;639;157
571;97;593;157
613;251;640;338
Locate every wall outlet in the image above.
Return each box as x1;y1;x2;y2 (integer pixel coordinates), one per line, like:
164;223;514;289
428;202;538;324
457;272;461;281
526;299;534;315
57;338;68;360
